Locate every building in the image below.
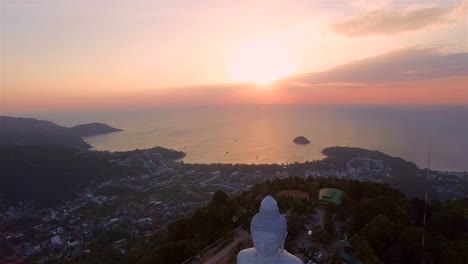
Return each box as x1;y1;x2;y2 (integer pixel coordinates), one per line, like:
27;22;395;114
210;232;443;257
276;190;310;200
318;188;344;205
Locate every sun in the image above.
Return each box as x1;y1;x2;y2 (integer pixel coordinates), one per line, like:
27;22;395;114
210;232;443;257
229;38;296;85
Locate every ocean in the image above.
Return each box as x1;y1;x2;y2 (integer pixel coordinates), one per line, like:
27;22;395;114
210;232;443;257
31;105;468;172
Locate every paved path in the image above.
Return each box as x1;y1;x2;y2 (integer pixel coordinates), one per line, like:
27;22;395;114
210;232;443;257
204;229;250;264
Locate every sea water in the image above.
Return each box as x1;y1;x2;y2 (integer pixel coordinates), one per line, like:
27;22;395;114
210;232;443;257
30;105;468;172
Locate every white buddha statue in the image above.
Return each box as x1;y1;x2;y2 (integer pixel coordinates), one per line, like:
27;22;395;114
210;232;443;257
237;195;303;264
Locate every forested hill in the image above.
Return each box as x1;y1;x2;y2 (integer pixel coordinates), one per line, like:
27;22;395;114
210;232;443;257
0;116;91;150
322;146;404;168
321;146;432;199
0;116;123;149
0;145;123;208
68;122;122;137
0;145;186;209
322;146;418;172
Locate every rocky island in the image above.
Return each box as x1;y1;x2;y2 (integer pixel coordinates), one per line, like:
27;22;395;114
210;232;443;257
293;136;311;145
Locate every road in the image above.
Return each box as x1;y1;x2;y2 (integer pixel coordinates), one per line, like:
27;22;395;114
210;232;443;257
204;228;250;264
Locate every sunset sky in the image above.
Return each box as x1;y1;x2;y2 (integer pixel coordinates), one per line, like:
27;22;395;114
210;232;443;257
1;0;467;113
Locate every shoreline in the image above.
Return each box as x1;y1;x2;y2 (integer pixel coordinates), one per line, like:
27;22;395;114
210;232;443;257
88;144;466;174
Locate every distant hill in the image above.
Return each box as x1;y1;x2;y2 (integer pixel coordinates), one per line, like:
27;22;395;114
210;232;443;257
69;122;123;137
322;146;433;199
322;146;392;164
0;144;185;208
0;116;123;149
0;116;91;150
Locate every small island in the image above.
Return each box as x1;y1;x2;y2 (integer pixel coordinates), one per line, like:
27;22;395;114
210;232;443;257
293;136;311;145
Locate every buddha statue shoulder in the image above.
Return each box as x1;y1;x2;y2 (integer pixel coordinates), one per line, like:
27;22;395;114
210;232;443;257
237;195;303;264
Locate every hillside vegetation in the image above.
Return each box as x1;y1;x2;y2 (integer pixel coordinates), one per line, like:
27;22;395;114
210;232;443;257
129;177;467;264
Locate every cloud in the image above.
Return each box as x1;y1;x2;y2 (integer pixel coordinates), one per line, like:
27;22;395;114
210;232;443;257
275;76;468;105
350;0;392;11
279;47;468;86
332;1;466;37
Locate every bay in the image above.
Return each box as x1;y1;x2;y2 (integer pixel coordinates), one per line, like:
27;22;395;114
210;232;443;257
33;105;468;172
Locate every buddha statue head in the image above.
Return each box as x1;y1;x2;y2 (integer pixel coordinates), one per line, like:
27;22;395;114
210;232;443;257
250;195;287;258
237;195;303;263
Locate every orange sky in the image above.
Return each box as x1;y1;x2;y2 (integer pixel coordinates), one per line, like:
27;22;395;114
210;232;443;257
1;1;467;114
3;76;466;113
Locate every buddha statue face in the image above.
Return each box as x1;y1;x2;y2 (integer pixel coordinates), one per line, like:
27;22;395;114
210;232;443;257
252;230;284;257
249;195;287;258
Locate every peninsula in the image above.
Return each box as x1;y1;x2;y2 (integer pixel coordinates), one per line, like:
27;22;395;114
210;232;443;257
0;116;122;149
69;122;123;137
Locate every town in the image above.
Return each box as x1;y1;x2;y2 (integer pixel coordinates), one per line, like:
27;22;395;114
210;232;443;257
1;147;466;263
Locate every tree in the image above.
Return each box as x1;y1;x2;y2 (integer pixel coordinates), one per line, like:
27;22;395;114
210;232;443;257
211;190;229;206
439;249;463;264
350;234;382;264
168;218;192;241
399;226;429;263
324;212;335;236
361;215;400;261
438;241;468;263
431;210;467;240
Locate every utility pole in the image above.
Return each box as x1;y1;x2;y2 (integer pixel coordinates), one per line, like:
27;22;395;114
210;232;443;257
421;143;431;264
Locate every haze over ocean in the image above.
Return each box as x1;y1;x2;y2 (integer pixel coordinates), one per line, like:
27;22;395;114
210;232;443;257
29;105;468;172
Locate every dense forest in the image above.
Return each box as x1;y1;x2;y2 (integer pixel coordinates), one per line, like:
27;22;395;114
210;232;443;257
0;146;123;208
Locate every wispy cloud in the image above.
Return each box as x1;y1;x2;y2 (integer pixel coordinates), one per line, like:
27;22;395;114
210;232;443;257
280;47;468;85
332;1;466;37
350;0;392;11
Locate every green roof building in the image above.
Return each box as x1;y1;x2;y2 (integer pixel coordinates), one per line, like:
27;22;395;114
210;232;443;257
318;188;344;205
